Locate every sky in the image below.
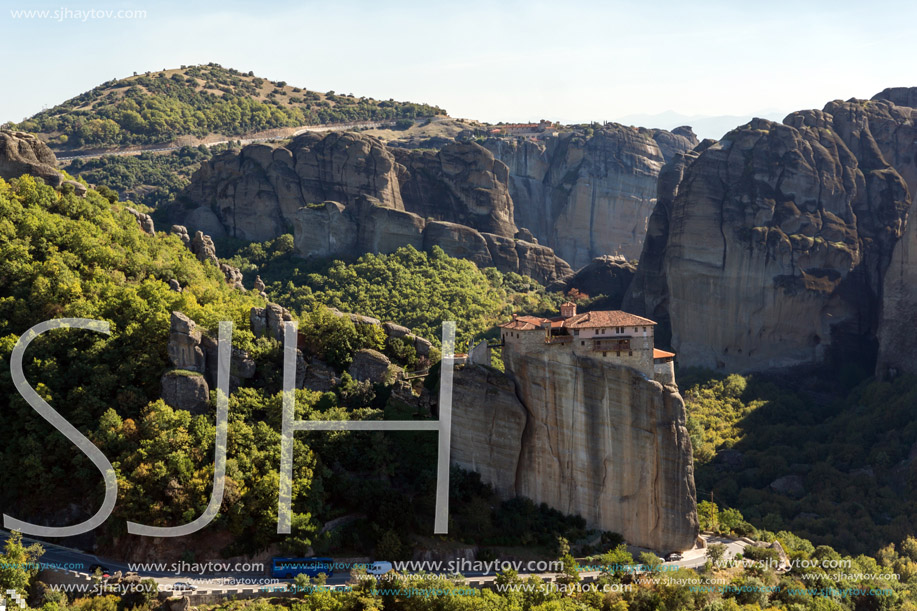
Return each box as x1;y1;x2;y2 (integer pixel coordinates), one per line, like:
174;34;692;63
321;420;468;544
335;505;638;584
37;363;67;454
2;0;916;140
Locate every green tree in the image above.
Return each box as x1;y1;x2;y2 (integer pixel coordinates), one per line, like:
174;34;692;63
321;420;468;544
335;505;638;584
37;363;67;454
0;531;44;595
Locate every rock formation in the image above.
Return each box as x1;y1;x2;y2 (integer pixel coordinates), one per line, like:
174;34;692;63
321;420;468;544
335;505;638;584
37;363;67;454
291;196;573;284
392;143;516;237
161;312;209;414
567;255;636;310
179;132;572;284
125;207;155;235
483;125;697;268
161;311;257;410
451;350;698;551
0;130;86;194
348;349;394;384
627;94;917;371
451;366;528;497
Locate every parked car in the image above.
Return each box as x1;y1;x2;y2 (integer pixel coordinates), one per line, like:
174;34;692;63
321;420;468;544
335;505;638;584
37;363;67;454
171;582;198;592
665;552;683;562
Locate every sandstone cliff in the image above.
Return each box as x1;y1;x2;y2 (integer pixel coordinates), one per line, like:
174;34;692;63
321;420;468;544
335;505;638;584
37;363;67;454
452;355;698;552
874;89;917;378
626;95;917;371
181;132;572;283
483;125;697;268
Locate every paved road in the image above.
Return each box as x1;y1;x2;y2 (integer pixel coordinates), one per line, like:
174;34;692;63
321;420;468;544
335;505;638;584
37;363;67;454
0;529;748;594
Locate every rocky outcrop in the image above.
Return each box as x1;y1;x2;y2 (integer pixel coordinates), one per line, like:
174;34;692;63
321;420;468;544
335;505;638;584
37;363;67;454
125;207;155;235
628;94;917;371
0;130;86;194
348;349;393;384
190;231;218;265
180;132;572;284
162;312;209;413
451;350;698;551
162;311;256;406
167;312;206;373
172;226;245;290
483;125;697;268
292;197;573;284
250;303;294;342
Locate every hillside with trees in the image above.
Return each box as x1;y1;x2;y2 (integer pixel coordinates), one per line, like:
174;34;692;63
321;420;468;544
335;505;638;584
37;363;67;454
0;173;590;562
11;63;446;150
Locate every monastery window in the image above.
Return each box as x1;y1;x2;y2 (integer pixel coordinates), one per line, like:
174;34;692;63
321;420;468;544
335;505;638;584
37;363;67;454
581;341;585;346
603;351;607;357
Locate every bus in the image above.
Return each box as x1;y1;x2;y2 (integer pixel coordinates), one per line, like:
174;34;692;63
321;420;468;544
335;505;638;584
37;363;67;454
271;557;334;580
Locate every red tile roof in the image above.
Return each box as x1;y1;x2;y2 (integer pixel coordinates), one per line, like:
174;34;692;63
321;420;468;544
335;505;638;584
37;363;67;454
653;348;675;359
500;315;565;330
563;310;657;329
501;310;656;331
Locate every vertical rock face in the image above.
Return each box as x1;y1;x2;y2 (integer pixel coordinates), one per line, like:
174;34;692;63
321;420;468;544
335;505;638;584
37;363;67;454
623;142;713;347
452;355;698;552
484;125;697;268
183;132;404;241
629;95;917;371
504;345;697;551
451;366;528;498
393;143;516;238
875;89;917;377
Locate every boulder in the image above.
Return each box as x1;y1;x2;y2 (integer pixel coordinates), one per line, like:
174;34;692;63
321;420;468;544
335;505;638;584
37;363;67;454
414;336;433;356
166;596;191;611
422;221;493;268
383;322;412;338
302;357;338;392
161;371;209;414
170;224;191;245
348;349;392;384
